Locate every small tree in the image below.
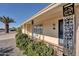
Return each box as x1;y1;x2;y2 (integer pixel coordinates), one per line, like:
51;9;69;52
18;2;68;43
0;16;15;33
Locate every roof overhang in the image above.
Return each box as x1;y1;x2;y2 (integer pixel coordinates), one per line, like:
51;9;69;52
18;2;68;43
19;3;62;27
19;3;79;27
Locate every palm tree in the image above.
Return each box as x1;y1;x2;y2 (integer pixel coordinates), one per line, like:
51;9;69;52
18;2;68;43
0;16;15;33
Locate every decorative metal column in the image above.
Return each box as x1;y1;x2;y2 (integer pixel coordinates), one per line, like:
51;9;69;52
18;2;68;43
63;3;75;56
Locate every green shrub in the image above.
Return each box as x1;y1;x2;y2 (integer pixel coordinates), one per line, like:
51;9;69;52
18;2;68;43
23;42;39;56
16;32;28;49
23;41;54;56
16;32;54;56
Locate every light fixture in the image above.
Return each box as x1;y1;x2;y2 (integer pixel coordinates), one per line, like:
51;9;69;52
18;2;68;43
53;24;55;30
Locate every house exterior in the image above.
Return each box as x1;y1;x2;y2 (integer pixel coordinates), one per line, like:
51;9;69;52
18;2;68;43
20;3;79;56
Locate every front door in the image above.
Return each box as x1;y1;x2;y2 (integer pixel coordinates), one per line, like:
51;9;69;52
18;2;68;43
59;20;63;46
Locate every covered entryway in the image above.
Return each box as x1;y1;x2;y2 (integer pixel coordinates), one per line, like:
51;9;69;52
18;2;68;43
59;19;63;46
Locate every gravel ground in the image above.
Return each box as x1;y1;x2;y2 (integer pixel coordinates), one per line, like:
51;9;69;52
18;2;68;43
0;31;23;56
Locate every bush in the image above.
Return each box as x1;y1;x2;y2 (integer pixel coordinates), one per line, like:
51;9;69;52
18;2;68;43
24;41;54;56
16;32;54;56
16;32;28;49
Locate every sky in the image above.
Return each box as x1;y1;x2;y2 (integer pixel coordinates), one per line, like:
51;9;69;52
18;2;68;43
0;3;49;28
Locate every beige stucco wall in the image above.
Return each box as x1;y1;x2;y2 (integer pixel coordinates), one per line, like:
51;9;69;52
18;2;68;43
33;10;63;45
22;5;63;45
26;24;32;37
22;25;25;33
75;5;79;56
42;18;59;45
22;23;32;37
24;23;28;34
22;24;27;33
31;5;63;45
33;18;60;45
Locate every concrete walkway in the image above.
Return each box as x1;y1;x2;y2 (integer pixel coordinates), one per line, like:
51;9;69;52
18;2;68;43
0;32;15;40
0;31;23;56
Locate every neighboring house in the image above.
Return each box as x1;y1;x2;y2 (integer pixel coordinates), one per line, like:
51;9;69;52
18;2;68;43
20;3;79;56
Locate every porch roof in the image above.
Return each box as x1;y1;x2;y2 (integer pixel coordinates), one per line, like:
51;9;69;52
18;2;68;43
20;3;62;27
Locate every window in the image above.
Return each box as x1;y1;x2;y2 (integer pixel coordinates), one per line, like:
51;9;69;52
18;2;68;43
33;25;43;34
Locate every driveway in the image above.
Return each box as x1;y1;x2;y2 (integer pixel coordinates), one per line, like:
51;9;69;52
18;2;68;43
0;31;23;56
